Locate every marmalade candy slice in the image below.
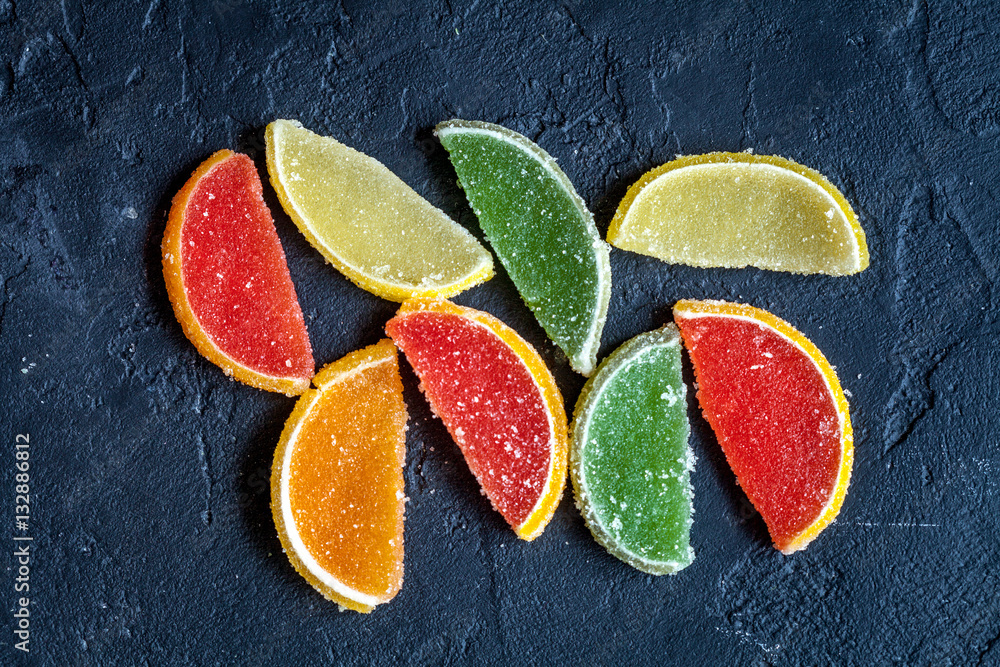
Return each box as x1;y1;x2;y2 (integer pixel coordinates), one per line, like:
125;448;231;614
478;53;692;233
266;119;494;301
386;299;567;540
162;150;314;395
673;299;854;553
271;339;407;612
436;120;611;376
571;325;694;574
608;152;869;276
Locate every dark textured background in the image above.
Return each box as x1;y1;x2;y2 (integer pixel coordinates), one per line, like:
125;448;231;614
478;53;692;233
2;0;999;664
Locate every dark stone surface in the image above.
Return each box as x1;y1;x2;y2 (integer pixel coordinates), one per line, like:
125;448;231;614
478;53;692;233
1;0;998;664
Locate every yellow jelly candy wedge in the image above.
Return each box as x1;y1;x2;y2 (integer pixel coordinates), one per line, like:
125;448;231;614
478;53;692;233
266;119;494;301
271;339;407;612
608;153;869;276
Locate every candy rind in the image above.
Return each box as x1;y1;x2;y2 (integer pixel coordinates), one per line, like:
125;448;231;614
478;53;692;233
571;325;694;575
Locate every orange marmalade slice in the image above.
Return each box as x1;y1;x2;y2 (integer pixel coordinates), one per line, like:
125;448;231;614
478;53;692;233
162;150;313;395
271;340;407;612
386;299;567;540
673;300;853;554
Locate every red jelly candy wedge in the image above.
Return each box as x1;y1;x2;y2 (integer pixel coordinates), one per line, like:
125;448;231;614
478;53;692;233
386;299;567;540
674;299;853;554
163;150;314;395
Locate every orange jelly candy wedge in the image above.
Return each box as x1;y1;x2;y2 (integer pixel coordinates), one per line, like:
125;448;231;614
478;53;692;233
271;339;407;612
386;299;567;541
673;300;853;554
162;150;313;395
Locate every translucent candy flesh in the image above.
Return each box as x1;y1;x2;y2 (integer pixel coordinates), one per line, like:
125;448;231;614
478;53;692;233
571;325;694;574
674;301;852;553
609;153;869;276
272;340;407;612
386;299;567;539
163;150;313;394
436;121;611;376
265;119;493;301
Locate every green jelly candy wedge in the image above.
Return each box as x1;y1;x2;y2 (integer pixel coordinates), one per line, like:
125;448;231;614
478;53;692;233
436;120;611;376
570;324;694;575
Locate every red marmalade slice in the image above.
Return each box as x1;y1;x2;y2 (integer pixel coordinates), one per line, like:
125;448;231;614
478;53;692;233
163;150;314;395
673;299;853;554
386;299;567;540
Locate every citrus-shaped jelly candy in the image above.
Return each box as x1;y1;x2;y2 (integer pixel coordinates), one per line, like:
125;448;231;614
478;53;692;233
265;119;494;301
571;325;694;574
608;152;869;276
673;299;854;554
436;120;611;376
385;299;567;540
162;149;314;395
271;339;407;612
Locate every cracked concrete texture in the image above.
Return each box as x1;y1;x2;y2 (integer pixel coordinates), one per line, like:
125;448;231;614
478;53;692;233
0;0;997;664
